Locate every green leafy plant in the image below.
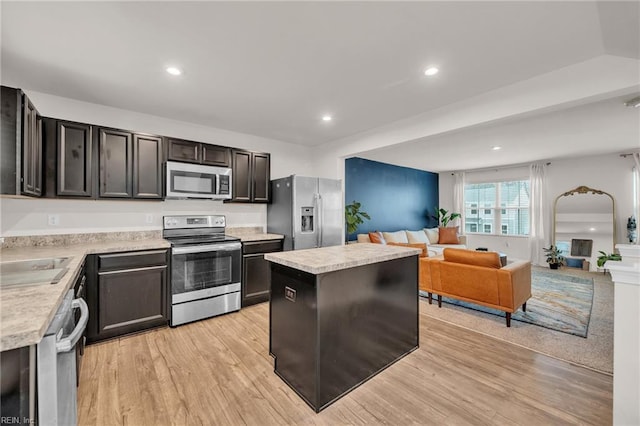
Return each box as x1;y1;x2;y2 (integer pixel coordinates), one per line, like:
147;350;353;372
345;201;371;235
596;251;621;268
543;245;566;267
432;207;461;227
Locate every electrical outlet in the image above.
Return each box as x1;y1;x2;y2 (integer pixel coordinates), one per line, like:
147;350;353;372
145;214;154;224
48;214;60;226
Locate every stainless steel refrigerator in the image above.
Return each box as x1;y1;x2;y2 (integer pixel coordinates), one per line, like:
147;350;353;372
267;175;343;251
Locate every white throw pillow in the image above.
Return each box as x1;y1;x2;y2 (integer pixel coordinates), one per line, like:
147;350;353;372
356;234;371;243
423;228;439;244
406;230;430;244
382;231;409;243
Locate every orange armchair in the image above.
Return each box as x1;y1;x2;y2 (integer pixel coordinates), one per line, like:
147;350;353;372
419;248;531;327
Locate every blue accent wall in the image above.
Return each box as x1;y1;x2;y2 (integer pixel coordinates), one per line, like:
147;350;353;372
345;157;439;241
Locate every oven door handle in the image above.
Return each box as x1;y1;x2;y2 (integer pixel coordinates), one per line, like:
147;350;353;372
172;242;241;255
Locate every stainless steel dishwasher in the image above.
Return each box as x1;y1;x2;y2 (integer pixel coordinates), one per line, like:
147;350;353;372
37;289;89;425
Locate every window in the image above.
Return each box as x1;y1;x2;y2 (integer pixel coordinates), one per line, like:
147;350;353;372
464;180;530;235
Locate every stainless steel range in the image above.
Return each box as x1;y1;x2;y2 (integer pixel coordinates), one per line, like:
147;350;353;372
163;215;242;326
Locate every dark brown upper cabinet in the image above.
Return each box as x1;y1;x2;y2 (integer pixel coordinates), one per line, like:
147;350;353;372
230;149;270;203
98;128;163;200
1;86;42;197
99;128;133;198
44;121;162;200
56;120;93;197
133;134;163;199
22;97;42;196
166;137;231;167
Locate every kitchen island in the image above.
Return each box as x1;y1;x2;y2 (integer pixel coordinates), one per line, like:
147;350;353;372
265;243;420;412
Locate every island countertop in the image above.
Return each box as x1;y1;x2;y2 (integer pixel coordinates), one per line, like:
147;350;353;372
0;238;170;352
264;243;421;275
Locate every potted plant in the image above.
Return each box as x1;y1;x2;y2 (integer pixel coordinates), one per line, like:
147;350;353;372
345;201;370;241
432;207;461;227
543;245;566;269
596;251;621;269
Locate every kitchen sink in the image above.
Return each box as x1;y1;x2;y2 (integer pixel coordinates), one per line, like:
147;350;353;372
0;257;72;288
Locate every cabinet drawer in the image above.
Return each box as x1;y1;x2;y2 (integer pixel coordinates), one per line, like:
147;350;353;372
98;249;167;271
242;240;283;255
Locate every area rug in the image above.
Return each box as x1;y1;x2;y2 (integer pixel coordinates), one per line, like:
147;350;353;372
420;269;594;337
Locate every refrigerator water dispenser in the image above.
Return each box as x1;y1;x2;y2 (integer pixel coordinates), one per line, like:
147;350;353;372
301;207;314;232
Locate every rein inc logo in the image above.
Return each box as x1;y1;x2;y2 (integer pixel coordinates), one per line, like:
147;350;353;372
0;417;35;424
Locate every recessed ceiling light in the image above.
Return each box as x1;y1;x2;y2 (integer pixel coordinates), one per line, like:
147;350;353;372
166;66;182;76
491;146;502;151
424;67;439;76
589;227;596;231
322;115;332;122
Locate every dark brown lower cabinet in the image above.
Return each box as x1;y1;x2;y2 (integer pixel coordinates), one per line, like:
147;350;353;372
241;239;283;307
87;249;169;343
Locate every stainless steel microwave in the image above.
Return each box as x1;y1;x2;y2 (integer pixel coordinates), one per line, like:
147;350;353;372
165;161;232;200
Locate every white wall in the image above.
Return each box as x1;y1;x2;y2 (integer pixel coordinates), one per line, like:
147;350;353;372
0;198;266;237
0;91;313;237
438;153;637;263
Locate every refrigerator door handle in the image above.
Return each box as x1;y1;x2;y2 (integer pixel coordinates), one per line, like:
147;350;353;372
314;193;321;248
318;193;323;247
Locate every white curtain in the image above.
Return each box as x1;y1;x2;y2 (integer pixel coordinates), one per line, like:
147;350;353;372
529;163;548;265
453;172;465;230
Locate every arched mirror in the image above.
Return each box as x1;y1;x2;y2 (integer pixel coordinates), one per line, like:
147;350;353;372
553;186;616;272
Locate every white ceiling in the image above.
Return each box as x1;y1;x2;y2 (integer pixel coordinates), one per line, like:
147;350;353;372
2;1;639;171
359;93;640;172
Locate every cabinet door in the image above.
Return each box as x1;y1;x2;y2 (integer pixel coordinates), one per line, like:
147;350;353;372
133;134;162;199
96;265;167;341
201;144;231;167
1;86;19;195
99;128;132;198
57;121;93;197
242;254;271;306
166;138;199;163
21;96;42;196
231;149;252;202
252;152;270;203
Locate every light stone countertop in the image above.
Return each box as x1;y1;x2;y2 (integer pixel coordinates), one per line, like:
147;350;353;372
0;238;170;351
225;227;284;242
264;243;421;275
231;233;284;242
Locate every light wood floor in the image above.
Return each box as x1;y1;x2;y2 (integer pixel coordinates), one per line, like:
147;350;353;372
78;300;612;425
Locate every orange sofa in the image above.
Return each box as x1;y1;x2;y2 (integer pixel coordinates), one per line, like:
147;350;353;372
419;248;531;327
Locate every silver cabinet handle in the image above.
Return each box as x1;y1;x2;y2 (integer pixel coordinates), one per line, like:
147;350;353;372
99;265;166;275
56;298;88;353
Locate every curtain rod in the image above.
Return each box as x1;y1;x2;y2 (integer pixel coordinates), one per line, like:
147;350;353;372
450;161;551;175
